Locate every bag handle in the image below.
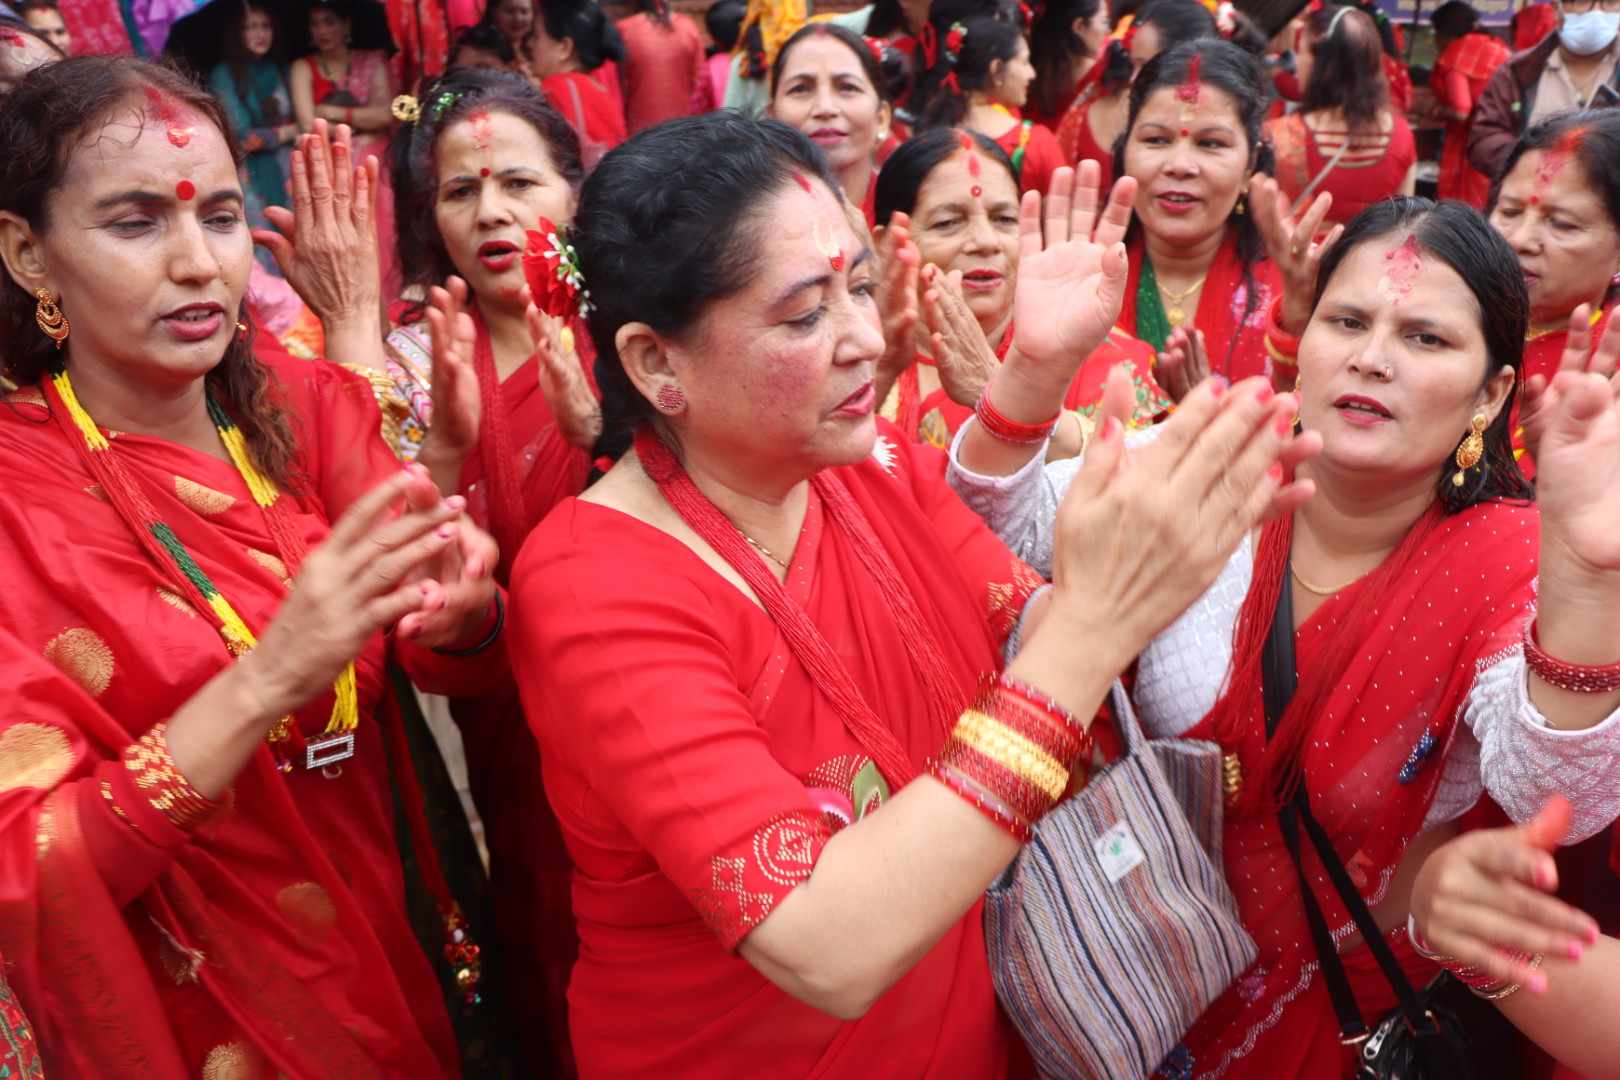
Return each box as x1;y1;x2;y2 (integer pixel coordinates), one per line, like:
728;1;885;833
1262;558;1439;1045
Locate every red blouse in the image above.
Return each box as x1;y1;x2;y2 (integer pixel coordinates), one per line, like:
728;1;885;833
992;118;1067;197
508;425;1037;1078
1055;95;1114;189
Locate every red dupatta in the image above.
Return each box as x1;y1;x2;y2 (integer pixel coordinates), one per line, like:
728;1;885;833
1119;227;1277;383
1178;501;1539;1075
1512;305;1616;480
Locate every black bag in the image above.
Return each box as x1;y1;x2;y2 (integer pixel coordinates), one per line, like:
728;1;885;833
1262;562;1475;1080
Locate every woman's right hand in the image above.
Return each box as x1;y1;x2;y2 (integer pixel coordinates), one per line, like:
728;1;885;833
417;277;483;494
527;295;602;451
875;211;922;391
1520;304;1620;462
922;264;998;407
1249;176;1341;337
1156;325;1214;403
239;465;469;719
1045;378;1320;652
1410;797;1600;990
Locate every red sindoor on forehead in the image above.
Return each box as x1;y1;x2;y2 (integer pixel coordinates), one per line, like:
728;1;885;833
1535;126;1587;188
468;109;494;152
142;84;196;148
1379;234;1422;301
1175;53;1203;105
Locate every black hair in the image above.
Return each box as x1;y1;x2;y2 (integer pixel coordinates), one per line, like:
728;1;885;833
390;66;584;317
449;22;517;66
916;15;1021;128
1488;109;1620;309
874;125;1015;226
634;0;674;27
17;0;61;13
222;1;288;115
704;0;746;54
1431;0;1479;41
1028;0;1102;119
1097;0;1214;97
0;12;63;69
865;0;914;40
573;113;839;464
769;21;888;101
1114;40;1274;373
0;56;300;488
531;0;625;71
1300;5;1386;132
1311;198;1533;511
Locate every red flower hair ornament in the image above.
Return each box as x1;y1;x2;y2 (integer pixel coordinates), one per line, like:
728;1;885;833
522;217;591;320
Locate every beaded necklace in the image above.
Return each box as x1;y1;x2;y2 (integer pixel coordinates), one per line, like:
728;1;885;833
44;365;359;773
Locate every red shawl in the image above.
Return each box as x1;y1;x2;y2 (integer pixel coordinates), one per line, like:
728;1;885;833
1180;501;1539;1076
1434;34;1512;207
1056;94;1115;188
0;354;505;1076
541;71;628;169
1513;305;1617;480
1119;227;1279;384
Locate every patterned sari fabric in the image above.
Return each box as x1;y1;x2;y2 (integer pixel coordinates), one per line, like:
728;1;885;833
1179;504;1539;1077
508;424;1042;1078
0;967;42;1080
882;323;1170;449
0;352;507;1076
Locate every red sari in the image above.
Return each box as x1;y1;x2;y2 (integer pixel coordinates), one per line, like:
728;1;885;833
542;71;628;169
1266;111;1417;226
992;118;1067;198
1180;503;1538;1077
882;323;1170;448
384;312;594;1074
1433;33;1513;208
1514;306;1617;479
507;423;1042;1077
0;353;507;1076
1119;228;1280;383
1056;93;1115;187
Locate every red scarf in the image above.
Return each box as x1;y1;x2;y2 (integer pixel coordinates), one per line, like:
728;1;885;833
1118;227;1277;384
1181;501;1539;1072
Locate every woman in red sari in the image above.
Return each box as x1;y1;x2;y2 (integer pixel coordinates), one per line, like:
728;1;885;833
506;111;1312;1077
1056;0;1216;186
1026;0;1111;129
872;127;1169;450
951;195;1620;1078
376;65;599;1076
1431;0;1512;208
1263;6;1416;226
1488;109;1620;478
1114;41;1295;389
0;58;504;1075
524;0;626;170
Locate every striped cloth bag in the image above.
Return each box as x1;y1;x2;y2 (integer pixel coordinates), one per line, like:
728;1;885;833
984;684;1257;1079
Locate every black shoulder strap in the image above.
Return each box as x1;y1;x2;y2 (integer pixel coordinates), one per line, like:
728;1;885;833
1262;558;1436;1044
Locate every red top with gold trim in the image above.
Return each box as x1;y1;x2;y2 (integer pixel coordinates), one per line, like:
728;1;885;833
0;349;507;1077
507;421;1039;1078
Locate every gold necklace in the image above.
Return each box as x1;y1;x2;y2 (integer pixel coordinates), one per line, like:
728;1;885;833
1159;274;1208;327
1290;563;1359;596
742;532;790;572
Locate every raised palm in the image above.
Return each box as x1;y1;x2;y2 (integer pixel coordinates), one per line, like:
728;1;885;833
1010;163;1136;390
1536;316;1620;573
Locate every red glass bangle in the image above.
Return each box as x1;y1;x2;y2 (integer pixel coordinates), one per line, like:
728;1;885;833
938;738;1055;827
992;673;1093;765
1264;294;1300;369
975;391;1059;445
928;759;1032;843
1523;619;1620;694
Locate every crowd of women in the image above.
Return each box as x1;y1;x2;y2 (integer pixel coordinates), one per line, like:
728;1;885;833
2;0;1620;1077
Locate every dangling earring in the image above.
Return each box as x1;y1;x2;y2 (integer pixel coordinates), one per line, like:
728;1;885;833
1234;192;1247;217
34;288;69;349
1451;412;1487;487
654;384;687;415
236;321;249;339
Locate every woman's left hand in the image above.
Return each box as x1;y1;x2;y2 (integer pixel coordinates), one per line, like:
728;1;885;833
251;119;381;326
1007;162;1136;393
526;294;602;451
397;474;502;648
1249;175;1342;336
1410;797;1598;991
875;212;922;390
1156;325;1214;403
1534;313;1620;577
922;264;998;407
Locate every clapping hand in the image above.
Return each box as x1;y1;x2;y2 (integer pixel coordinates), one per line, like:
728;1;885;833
1249;176;1341;338
875;211;923;390
1156;325;1214;403
1532;310;1620;578
922;264;998;407
526;292;602;451
416;277;481;496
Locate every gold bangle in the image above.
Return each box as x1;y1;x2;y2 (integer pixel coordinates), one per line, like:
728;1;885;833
1470;954;1544;1001
122;722;221;832
952;710;1070;801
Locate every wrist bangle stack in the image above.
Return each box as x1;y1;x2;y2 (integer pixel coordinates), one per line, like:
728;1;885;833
1263;294;1300;370
122;722;222;832
1406;915;1541;1001
929;672;1092;842
975;391;1060;445
1523;619;1620;693
433;590;505;657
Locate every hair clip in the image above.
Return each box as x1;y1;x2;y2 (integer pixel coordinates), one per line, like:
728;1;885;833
864;35;886;65
523;217;592;320
945;21;966;61
430;89;461;121
391;94;423;123
1216;2;1237;37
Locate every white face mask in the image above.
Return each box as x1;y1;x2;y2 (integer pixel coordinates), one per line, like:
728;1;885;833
1559;8;1620;55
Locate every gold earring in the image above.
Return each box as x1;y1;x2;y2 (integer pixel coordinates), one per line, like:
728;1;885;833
34;288;69;349
1451;412;1487;487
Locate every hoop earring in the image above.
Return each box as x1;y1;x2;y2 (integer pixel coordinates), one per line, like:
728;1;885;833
34;289;69;349
654;384;687;415
1451;412;1487;487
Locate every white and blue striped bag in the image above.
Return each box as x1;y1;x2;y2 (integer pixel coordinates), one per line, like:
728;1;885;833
984;684;1257;1080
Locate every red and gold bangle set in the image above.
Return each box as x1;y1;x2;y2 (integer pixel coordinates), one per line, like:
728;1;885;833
1263;295;1300;372
117;722;222;832
1524;620;1620;694
929;673;1093;842
975;392;1060;446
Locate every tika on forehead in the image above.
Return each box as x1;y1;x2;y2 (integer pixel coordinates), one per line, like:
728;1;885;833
1376;234;1422;304
813;219;846;273
142;85;196;149
1533;126;1587;199
1175;54;1202;132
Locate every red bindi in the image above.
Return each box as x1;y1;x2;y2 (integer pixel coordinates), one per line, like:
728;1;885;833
1179;128;1190;137
174;179;196;201
480;167;491;178
970;184;983;198
829;251;846;273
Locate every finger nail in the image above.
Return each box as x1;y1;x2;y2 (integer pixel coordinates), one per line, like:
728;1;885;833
469;559;484;576
1568;940;1585;960
1267;463;1284;484
1276;412;1294;436
1210;380;1225;399
1103;416;1122;442
1528;971;1548;994
445;495;467;511
1589;925;1602;945
1256;384;1275;404
436;524;454;539
402;621;420;639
